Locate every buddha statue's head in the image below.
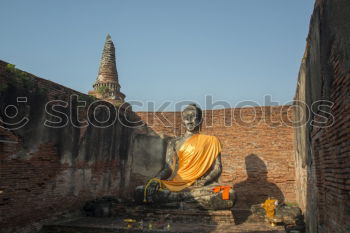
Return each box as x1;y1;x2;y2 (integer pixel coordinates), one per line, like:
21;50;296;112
182;104;203;133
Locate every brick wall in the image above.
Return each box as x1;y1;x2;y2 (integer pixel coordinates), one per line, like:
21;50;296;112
311;54;350;233
0;60;133;232
0;62;301;231
295;49;350;233
293;0;350;232
137;105;296;208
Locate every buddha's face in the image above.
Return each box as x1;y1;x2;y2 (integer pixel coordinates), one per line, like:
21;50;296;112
182;107;201;132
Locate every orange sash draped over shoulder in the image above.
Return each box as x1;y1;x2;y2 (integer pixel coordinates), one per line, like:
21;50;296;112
160;134;222;192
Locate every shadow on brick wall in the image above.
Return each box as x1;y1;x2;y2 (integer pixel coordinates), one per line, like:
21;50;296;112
233;154;284;224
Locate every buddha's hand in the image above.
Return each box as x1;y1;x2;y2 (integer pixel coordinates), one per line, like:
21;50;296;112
146;180;160;198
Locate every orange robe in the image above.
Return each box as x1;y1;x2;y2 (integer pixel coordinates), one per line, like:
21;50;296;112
160;134;222;192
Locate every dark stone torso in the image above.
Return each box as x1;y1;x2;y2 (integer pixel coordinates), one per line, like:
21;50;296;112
135;133;235;210
158;133;222;185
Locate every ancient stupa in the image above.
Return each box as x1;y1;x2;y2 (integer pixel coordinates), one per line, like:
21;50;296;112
89;34;126;105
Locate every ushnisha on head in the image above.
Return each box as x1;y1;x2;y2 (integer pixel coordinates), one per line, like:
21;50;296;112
181;104;203;133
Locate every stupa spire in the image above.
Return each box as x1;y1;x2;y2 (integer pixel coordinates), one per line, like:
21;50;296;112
89;34;126;103
97;34;119;83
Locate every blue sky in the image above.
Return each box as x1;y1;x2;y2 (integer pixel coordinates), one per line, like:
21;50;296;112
0;0;314;111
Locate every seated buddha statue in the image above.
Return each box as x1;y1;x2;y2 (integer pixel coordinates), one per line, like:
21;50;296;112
135;104;235;210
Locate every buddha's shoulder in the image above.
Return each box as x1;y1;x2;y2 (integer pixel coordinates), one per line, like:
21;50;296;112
169;134;220;144
198;134;220;141
167;136;183;145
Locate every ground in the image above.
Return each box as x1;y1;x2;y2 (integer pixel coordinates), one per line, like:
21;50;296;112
41;217;285;233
